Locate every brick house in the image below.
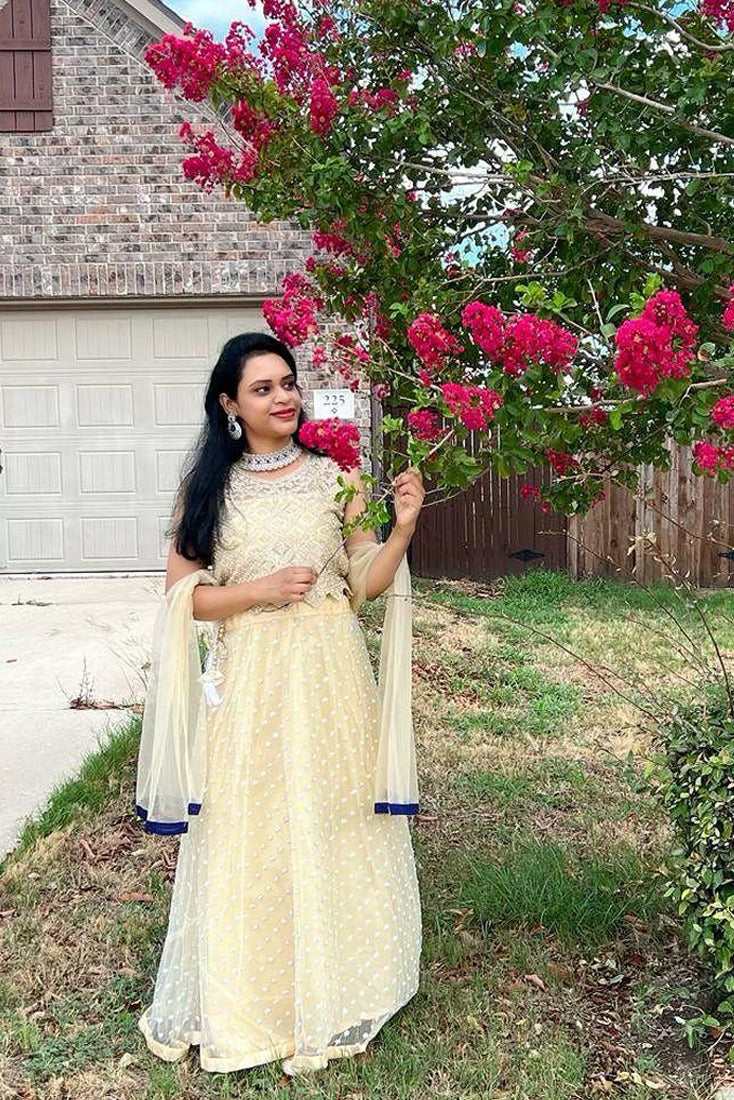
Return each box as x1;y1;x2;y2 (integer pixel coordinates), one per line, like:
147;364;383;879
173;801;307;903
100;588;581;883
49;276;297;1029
0;0;369;572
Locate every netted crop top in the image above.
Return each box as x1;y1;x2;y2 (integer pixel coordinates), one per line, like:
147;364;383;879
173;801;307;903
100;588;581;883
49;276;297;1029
211;450;352;612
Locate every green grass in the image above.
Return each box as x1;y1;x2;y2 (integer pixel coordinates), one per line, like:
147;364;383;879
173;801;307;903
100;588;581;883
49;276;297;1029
2;715;141;871
1;567;727;1098
456;837;661;951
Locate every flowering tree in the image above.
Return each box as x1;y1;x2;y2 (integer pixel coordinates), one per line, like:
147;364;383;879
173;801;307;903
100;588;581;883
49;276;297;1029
146;0;734;522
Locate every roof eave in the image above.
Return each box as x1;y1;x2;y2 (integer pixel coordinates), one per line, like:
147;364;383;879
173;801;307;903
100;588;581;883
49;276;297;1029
118;0;187;38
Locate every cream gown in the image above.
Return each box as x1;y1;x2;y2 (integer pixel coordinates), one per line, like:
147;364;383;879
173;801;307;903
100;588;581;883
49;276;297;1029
138;450;423;1075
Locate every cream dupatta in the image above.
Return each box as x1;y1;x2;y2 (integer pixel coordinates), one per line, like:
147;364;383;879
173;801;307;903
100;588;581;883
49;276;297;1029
135;543;419;835
135;569;217;834
345;540;419;815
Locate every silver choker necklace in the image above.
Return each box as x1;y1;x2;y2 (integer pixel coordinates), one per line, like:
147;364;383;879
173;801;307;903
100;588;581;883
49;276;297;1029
237;437;303;472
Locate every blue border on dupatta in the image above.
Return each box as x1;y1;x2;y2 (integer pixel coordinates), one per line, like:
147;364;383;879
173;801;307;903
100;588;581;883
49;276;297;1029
374;802;420;815
135;802;201;835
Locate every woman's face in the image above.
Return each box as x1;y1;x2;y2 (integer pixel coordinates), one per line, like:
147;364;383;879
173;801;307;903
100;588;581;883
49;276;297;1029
220;352;303;450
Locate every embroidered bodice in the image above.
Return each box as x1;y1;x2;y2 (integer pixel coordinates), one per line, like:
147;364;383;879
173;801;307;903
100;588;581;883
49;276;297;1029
211;450;351;612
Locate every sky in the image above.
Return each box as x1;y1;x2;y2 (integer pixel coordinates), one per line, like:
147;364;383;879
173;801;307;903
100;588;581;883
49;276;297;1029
165;0;265;40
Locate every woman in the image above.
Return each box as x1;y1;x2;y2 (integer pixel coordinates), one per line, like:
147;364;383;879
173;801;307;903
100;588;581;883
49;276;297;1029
135;331;426;1076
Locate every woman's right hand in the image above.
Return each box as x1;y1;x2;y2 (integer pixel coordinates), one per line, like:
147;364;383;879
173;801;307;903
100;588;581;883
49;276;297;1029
255;565;318;606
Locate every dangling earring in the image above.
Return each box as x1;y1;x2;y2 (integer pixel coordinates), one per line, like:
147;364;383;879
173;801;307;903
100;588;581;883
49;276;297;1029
227;411;242;441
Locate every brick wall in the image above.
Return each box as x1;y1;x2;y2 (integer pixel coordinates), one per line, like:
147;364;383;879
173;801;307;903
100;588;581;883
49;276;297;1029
0;0;371;433
0;0;313;301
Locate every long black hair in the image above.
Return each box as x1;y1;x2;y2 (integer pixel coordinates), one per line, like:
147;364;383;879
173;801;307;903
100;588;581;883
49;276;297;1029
171;332;322;565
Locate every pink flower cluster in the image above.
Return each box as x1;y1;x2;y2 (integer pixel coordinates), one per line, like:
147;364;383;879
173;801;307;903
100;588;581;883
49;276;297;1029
461;301;578;376
520;484;552;513
312;225;357;259
407;313;465;379
700;0;734;33
305;256;348;280
145;21;260;99
546;449;579;476
407;409;443;441
347;86;400;114
145;23;228;101
502;314;578;377
579;407;608;428
178;122;258;192
461;301;505;360
298;418;361;470
231;99;279;151
332;333;370;392
361;290;392;341
259;7;315;98
614;289;698;395
310;75;340;136
312;344;328;370
439;383;503;430
510;229;535;264
262;272;323;347
692;440;734;475
724;285;734;331
712;395;734;429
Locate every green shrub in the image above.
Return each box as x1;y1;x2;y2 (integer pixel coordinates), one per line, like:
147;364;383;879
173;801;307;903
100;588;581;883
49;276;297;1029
647;685;734;1017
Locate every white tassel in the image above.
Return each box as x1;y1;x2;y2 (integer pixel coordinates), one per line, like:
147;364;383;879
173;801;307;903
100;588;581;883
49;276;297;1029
202;680;223;707
199;646;224;707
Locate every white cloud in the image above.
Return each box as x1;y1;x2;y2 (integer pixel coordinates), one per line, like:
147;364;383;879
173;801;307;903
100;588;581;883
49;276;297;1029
166;0;266;40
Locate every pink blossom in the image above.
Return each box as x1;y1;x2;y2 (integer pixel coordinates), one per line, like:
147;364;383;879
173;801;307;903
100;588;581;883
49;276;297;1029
642;289;698;376
310;76;339;136
407;313;465;374
231;100;279;151
502;313;578;376
579;407;608;428
407;409;442;441
700;0;734;33
178;122;258;192
145;24;226;101
546;449;579;476
520;483;541;501
262;272;323;347
614;290;698;394
712;395;734;430
332;332;370;392
461;301;505;361
693;440;722;473
439;382;503;430
723;285;734;331
298;418;361;470
510;228;535;263
312;226;357;259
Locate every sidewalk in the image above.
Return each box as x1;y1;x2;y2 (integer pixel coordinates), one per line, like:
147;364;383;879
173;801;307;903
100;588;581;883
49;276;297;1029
0;574;164;857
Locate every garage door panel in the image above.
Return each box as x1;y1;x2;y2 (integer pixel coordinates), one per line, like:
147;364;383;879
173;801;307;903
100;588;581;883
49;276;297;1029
156;450;189;493
74;315;133;361
78;451;137;495
0;314;60;362
8;517;65;563
0;305;264;571
152;315;210;361
1;383;61;429
76;383;135;428
81;516;140;561
5;451;63;496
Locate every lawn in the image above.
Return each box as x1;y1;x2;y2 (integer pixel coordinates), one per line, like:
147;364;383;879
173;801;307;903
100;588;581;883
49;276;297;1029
2;568;733;1099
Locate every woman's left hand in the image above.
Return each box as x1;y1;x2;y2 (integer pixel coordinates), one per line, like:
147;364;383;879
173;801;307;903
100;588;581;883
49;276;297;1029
392;467;425;533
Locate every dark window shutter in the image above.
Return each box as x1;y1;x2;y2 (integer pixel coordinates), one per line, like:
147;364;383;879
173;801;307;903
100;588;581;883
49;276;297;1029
0;0;52;132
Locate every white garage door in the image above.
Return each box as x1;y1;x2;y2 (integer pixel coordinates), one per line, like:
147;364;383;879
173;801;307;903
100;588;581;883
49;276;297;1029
0;304;264;572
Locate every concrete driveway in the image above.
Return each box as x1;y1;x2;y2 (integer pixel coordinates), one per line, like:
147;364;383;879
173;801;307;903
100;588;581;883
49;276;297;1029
0;574;164;858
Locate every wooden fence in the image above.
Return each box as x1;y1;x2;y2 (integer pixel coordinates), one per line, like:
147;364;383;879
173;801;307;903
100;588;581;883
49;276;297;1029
568;442;734;588
401;435;734;588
